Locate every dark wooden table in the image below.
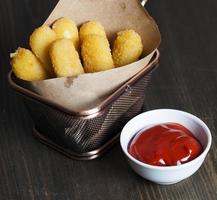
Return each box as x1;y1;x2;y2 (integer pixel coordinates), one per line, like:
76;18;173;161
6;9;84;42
0;0;217;199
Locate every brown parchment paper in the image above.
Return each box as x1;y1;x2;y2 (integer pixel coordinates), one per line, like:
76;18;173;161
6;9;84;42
21;0;161;112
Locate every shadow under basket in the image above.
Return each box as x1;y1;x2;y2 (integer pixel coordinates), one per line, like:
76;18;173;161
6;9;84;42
8;50;160;160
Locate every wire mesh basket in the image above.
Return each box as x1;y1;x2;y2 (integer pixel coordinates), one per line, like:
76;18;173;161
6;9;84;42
8;50;159;160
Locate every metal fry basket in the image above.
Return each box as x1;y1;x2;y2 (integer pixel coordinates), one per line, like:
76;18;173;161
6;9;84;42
8;50;159;160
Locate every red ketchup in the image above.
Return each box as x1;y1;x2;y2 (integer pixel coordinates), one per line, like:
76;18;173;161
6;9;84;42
128;123;203;166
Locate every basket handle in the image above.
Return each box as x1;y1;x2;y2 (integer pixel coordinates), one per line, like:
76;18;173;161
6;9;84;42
140;0;148;7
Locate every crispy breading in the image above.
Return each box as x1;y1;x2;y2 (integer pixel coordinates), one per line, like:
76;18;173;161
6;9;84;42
112;30;143;67
29;25;56;76
52;17;79;50
81;34;114;73
50;39;84;77
11;47;49;81
79;21;106;42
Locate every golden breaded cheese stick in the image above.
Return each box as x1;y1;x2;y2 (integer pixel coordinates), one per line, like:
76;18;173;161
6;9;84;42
29;25;56;76
50;39;84;77
112;30;143;67
79;21;106;43
81;34;114;73
10;47;49;81
52;17;79;50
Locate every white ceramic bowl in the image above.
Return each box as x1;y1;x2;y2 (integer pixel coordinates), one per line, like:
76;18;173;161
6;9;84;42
120;109;212;185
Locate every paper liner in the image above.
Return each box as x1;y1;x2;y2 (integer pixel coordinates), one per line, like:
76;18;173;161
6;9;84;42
20;0;161;112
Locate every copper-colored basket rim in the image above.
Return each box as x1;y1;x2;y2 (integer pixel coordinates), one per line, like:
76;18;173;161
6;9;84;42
8;50;160;118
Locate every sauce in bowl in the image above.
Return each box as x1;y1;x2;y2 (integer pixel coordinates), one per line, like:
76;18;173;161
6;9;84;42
128;123;203;166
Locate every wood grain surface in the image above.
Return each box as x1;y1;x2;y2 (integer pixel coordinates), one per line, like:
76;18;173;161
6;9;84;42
0;0;217;199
